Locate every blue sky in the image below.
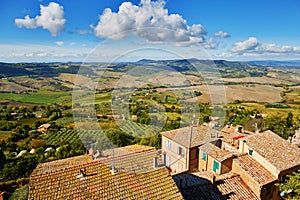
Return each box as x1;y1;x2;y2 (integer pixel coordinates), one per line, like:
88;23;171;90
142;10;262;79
0;0;299;62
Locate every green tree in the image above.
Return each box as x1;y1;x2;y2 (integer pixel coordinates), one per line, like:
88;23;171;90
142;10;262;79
279;170;300;199
105;129;134;147
0;149;6;168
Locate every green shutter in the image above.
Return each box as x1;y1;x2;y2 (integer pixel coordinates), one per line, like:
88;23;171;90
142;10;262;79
202;152;206;161
213;160;219;172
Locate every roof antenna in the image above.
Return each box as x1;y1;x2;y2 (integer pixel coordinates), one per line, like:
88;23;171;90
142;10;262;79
189;114;196;148
110;149;118;175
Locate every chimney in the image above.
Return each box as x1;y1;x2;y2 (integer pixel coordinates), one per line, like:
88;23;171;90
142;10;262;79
153;157;158;168
110;163;118;175
76;168;87;179
80;168;86;177
236;126;243;133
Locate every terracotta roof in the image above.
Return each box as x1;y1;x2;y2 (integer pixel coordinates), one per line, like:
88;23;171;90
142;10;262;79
38;123;51;129
100;144;155;158
221;126;236;134
29;146;183;199
161;125;218;148
32;155;92;176
244;130;300;172
173;172;259;200
221;125;254;144
199;142;233;162
234;154;277;185
216;175;259;200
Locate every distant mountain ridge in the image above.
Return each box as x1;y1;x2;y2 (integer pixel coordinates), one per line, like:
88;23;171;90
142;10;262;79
0;59;298;78
247;60;300;68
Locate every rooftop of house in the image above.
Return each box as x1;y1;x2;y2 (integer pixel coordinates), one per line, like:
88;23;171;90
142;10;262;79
99;144;156;158
234;154;277;185
221;125;255;145
32;155;93;176
199;142;233;162
173;172;259;200
29;146;183;199
244;130;300;172
161;125;219;148
38;123;51;129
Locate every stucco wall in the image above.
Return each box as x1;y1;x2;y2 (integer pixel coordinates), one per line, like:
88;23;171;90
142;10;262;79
162;136;188;174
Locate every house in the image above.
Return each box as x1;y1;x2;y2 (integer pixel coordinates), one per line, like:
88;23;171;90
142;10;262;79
28;145;183;199
35;113;42;118
10;112;18;119
161;125;219;174
198;140;234;175
232;154;278;199
238;130;300;178
37;123;51;133
236;130;300;199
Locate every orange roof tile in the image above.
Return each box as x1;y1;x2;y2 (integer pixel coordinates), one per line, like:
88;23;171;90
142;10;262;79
161;125;218;148
199;142;233;162
33;155;92;176
234;154;277;185
29;146;183;199
245;130;300;171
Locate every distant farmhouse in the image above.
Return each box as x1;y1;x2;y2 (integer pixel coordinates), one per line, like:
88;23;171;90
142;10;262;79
37;123;51;133
27;125;300;199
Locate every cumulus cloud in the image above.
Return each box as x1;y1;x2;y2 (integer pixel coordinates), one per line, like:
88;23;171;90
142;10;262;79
231;37;300;56
94;0;207;45
213;31;230;38
15;2;66;36
231;37;259;53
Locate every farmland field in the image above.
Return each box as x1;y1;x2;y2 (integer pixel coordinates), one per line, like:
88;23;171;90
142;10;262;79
0;90;71;104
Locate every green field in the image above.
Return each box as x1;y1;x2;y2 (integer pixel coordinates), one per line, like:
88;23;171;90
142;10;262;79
0;90;71;104
228;102;300;117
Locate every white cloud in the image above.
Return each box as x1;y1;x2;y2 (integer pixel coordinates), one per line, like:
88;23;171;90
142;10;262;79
15;2;66;36
231;37;259;53
230;37;300;58
213;31;230;38
94;0;207;46
0;44;90;62
55;41;64;46
15;15;37;29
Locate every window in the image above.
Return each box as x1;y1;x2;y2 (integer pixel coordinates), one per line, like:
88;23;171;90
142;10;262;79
248;149;253;156
202;152;207;161
213;160;220;173
178;146;185;157
165;155;170;167
178;163;183;172
166;140;171;150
